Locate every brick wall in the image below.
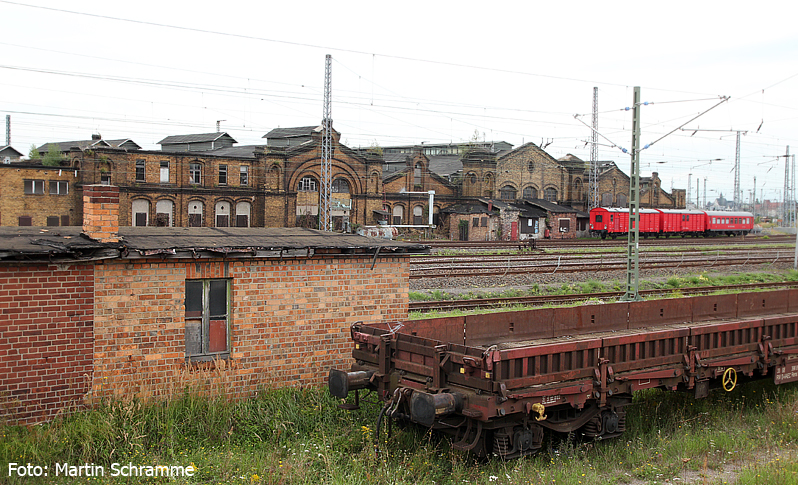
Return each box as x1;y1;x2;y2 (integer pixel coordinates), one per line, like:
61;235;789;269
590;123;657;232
0;164;82;227
91;255;410;400
0;264;94;424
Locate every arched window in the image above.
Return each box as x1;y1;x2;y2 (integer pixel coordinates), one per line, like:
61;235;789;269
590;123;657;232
332;178;350;193
132;199;150;227
500;185;517;200
392;205;404;225
155;200;173;227
235;201;251;227
484;173;495;197
468;172;477;184
188;200;204;227
574;179;583;200
528;161;535;172
215;201;231;227
616;194;627;207
298;176;317;192
413;206;424;225
414;163;423;188
544;188;557;202
523;187;538;199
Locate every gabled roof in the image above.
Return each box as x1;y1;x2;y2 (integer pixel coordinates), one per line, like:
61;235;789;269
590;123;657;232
0;145;24;158
157;132;237;145
37;138;141;153
441;202;498;215
428;155;463;177
263;126;323;139
498;141;559;164
522;198;579;214
204;145;264;159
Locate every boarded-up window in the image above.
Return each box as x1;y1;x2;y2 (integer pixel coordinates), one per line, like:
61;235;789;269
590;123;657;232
47;216;59;226
185;279;230;361
18;216;32;226
235;202;251;227
60;215;69;226
188;201;203;227
481;217;488;227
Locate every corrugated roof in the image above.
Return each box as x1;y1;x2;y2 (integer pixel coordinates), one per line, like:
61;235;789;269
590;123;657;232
157;133;237;145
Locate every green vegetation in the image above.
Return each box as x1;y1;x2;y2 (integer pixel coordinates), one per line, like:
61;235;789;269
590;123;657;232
41;143;65;167
409;270;798;305
1;379;796;484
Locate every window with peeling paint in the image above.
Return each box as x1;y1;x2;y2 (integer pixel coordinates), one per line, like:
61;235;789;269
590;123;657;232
185;279;230;361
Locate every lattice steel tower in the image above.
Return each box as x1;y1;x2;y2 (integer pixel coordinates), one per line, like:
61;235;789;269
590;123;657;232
319;54;333;231
589;87;599;210
733;131;741;210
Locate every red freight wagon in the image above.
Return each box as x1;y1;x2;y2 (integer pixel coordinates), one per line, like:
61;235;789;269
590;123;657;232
705;211;754;236
655;209;706;236
589;208;660;239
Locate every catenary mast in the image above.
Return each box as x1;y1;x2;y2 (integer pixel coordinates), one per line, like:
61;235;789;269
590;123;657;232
320;54;333;231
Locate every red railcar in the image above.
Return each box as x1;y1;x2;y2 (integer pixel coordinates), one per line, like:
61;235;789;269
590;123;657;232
705;211;754;236
655;209;707;236
589;208;660;239
590;208;754;238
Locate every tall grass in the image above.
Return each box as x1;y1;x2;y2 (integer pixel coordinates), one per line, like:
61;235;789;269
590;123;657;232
2;378;796;484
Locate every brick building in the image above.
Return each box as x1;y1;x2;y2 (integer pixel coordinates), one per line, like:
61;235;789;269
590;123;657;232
0;185;427;424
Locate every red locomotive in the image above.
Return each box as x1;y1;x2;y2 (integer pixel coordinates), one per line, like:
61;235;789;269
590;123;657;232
589;208;753;239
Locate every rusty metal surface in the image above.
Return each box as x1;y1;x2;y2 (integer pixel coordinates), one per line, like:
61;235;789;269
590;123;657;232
738;289;790;317
578;301;629;334
629;297;692;328
465;309;553;346
401;317;466;344
691;294;738;321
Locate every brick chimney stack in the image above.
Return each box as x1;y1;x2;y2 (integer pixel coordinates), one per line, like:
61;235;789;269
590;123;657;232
82;185;119;243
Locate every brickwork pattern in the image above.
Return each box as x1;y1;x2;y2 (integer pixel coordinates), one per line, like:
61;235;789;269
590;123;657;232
83;185;119;242
92;256;410;401
0;164;82;227
0;264;94;424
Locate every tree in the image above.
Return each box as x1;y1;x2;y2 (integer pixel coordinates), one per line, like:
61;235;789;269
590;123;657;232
42;144;64;167
28;144;40;160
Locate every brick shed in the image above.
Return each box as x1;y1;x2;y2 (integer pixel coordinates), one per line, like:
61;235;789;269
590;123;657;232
0;185;427;424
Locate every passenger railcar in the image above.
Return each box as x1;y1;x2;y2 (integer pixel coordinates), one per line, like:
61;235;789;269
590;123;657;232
705;211;754;236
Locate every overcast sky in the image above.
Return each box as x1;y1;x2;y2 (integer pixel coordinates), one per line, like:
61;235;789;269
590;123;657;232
2;0;797;203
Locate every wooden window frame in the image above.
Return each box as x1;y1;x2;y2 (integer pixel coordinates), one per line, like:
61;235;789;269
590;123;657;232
185;279;231;362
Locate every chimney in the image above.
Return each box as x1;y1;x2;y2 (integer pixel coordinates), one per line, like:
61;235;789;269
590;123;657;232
83;185;119;243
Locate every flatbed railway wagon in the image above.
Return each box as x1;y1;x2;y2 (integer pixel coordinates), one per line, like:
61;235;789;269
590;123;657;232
329;290;798;459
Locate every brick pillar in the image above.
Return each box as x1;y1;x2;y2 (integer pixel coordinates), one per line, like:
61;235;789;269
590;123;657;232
83;185;119;243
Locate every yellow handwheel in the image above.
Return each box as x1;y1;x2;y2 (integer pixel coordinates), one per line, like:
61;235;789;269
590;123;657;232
722;367;737;392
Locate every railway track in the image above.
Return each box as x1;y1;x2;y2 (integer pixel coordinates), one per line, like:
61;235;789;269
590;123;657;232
411;247;793;279
409;280;798;313
418;234;793;251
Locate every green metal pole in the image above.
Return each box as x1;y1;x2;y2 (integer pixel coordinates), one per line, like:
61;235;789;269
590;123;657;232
621;87;642;301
